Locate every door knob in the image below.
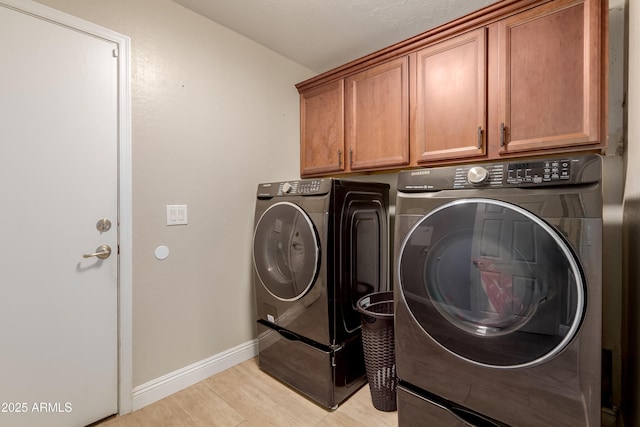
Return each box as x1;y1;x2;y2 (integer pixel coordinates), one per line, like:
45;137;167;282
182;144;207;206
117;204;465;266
83;245;112;259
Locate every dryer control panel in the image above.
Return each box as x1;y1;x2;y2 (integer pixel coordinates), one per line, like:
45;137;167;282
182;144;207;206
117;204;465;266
398;154;601;192
256;179;330;198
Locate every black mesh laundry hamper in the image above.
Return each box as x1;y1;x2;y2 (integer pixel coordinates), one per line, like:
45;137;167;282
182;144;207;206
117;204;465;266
356;291;397;411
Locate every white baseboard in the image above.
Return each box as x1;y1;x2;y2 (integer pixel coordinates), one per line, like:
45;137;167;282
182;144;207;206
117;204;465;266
131;339;258;411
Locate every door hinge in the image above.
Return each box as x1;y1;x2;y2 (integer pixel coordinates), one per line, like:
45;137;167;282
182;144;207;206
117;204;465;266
112;48;119;58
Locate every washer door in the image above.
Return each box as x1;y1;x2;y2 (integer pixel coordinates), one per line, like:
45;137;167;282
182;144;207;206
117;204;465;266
253;201;320;301
398;198;585;368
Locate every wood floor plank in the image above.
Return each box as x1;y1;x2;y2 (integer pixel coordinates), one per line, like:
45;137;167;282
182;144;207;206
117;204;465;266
172;381;245;426
327;386;397;427
232;360;329;420
98;357;398;426
221;382;306;426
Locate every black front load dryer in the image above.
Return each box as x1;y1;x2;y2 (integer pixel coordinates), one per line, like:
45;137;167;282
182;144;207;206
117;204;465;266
252;178;390;409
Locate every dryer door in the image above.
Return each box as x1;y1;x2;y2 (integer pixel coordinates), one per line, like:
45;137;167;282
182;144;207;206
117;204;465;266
253;201;320;301
398;198;585;368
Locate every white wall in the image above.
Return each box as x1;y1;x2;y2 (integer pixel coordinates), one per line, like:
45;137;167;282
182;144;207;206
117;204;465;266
33;0;315;388
623;0;640;424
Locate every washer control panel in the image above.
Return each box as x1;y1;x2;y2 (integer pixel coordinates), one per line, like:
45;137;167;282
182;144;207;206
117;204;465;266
467;166;489;184
453;164;504;188
452;159;573;189
397;154;600;192
507;159;571;184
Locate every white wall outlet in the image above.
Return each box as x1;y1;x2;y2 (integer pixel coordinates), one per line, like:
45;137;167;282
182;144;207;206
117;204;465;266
166;205;188;225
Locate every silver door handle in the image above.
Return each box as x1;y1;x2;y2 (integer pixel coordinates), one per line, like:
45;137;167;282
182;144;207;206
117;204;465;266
83;245;112;259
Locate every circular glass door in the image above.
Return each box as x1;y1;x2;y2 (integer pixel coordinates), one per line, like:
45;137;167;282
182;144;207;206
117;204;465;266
398;198;585;368
253;202;320;301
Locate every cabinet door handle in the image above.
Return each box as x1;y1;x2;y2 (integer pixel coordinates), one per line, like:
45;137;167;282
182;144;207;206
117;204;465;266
477;126;483;149
500;122;506;147
337;149;342;168
349;149;353;166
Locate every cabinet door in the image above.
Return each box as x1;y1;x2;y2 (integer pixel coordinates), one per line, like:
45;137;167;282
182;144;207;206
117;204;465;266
412;28;487;164
300;80;345;176
497;0;602;153
345;57;409;171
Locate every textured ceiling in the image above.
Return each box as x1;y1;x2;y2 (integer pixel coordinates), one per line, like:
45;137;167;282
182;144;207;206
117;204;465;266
172;0;499;73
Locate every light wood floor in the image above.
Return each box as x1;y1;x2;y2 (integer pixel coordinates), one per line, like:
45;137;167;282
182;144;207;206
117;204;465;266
97;357;398;427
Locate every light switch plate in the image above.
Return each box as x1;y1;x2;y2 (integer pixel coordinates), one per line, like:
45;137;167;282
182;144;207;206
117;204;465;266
166;205;188;225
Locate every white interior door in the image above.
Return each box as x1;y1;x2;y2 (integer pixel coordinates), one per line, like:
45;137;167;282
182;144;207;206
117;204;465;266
0;4;119;426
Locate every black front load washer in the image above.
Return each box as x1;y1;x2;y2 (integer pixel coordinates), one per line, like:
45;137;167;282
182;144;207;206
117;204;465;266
394;154;602;426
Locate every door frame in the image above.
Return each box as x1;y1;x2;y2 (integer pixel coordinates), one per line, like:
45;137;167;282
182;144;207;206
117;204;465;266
1;0;133;415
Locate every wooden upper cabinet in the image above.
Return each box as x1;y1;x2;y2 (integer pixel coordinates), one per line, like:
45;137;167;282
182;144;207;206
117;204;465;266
497;0;603;154
296;0;606;176
300;80;345;176
411;28;487;164
345;57;409;171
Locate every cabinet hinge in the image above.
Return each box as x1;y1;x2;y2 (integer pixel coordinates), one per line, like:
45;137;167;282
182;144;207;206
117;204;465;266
349;149;353;166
